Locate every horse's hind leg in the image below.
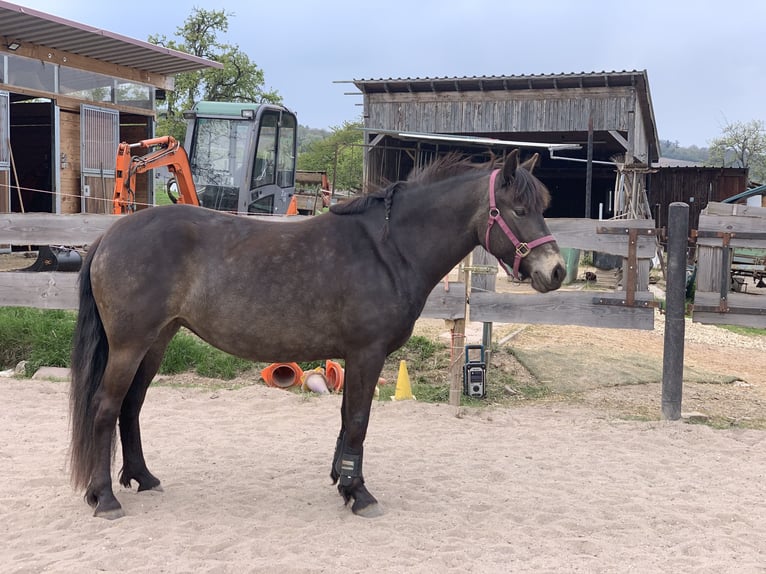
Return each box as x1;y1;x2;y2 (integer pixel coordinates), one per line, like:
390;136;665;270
85;347;145;519
118;328;177;493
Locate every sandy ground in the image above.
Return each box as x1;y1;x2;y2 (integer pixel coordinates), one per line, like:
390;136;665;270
2;376;766;574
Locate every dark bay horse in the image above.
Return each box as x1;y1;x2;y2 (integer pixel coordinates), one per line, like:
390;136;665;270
69;150;566;519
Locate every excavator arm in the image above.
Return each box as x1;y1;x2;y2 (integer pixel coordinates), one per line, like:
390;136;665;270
112;136;199;215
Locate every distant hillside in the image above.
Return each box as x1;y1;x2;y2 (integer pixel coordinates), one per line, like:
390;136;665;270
660;139;709;163
298;125;330;153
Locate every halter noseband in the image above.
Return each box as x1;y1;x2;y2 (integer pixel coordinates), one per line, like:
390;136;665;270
484;168;556;280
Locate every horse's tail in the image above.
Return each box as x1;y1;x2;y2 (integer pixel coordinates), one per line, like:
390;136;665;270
69;237;109;491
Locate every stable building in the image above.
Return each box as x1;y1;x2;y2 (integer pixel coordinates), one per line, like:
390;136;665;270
0;0;218;216
352;71;661;220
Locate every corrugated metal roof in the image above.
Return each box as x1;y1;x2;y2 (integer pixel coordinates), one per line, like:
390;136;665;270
0;0;220;76
351;70;649;94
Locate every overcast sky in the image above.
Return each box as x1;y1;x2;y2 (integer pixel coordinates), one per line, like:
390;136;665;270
12;0;766;147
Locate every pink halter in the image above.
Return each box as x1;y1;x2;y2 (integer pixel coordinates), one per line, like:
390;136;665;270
484;169;556;279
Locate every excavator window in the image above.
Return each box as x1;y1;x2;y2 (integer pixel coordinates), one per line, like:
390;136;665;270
252;112;278;189
189;116;251;210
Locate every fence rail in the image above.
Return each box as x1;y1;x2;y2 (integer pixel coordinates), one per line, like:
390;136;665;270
1;214;658;330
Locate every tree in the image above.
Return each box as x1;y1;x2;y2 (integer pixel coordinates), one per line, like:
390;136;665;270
707;120;766;183
297;120;365;192
148;8;281;142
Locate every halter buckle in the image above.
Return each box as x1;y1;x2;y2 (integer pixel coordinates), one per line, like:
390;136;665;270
489;207;500;218
516;243;531;258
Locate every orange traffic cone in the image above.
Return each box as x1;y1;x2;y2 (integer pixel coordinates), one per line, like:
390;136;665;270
261;362;303;388
286;195;298;215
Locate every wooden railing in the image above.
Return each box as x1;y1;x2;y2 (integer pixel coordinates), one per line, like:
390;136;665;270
1;213;658;331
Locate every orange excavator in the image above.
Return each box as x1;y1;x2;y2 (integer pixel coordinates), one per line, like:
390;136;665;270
112;136;198;214
30;102;300;272
112;101;299;216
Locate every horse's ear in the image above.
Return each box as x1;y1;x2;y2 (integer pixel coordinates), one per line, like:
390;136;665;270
501;149;520;183
520;153;540;174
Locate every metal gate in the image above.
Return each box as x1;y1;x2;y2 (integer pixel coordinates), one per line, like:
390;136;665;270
80;104;119;214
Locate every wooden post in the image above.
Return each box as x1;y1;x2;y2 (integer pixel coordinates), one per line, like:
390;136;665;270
585;111;593;218
662;202;688;420
449;255;470;408
470;246;497;369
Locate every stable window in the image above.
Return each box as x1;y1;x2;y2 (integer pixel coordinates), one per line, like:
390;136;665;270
6;54;55;92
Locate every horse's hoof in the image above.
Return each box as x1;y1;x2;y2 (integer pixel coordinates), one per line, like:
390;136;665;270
94;506;125;520
352;501;384;518
138;483;163;493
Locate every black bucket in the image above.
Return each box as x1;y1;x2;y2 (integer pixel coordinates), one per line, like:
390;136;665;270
22;246;83;272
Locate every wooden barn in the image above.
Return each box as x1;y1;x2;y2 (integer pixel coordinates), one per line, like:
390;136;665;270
646;166;749;230
0;0;218;217
352;71;661;220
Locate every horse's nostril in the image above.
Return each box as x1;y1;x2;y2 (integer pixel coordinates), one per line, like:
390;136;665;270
554;263;566;283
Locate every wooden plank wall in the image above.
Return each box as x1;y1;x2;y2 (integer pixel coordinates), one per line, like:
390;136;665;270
59;108;82;214
365;87;635;134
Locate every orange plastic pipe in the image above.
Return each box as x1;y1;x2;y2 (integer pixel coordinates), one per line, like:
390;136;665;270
260;362;303;388
325;360;344;392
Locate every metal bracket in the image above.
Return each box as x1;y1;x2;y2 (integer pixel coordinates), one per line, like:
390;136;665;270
461;265;498;275
594;226;657;308
692;305;766;316
693;230;766;241
592;297;658;309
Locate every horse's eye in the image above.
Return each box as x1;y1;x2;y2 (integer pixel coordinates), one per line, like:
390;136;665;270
512;207;527;217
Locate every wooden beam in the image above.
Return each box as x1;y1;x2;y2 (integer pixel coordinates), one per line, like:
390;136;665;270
0;272;78;309
1;43;175;90
693;291;766;329
421;282;466;320
547;218;656;256
470;290;655;330
0;213;120;245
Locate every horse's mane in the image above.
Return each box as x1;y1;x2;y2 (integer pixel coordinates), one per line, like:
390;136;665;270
329;153;485;216
329;152;550;216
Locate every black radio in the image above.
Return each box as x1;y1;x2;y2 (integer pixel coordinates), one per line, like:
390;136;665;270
462;344;487;398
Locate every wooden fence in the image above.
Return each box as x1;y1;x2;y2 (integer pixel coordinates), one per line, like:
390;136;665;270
692;201;766;329
0;213;658;331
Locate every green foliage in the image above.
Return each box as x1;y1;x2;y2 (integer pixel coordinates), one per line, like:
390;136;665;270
298;125;331;153
707;120;766;183
297;120;364;191
148;8;281;142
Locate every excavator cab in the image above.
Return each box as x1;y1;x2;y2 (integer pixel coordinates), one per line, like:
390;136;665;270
182;101;298;215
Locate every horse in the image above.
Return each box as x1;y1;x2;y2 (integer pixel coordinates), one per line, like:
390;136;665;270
69;149;566;520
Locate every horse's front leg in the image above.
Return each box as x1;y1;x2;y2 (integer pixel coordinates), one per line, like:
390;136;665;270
330;352;386;518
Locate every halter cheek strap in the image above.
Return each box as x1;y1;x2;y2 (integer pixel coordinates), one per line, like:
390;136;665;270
485;169;556;279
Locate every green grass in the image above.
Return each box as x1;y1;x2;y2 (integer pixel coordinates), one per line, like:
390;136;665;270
719;324;766;337
0;311;564;406
0;308;77;376
0;308;256;379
